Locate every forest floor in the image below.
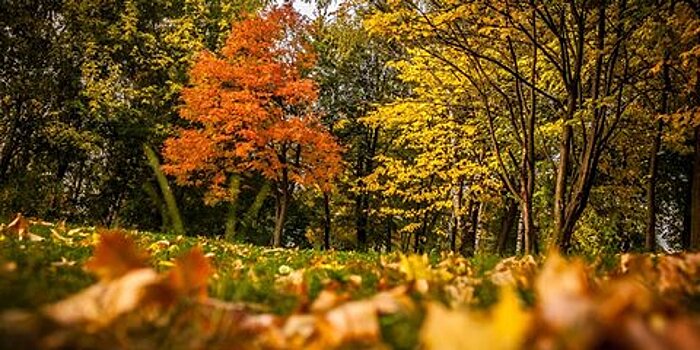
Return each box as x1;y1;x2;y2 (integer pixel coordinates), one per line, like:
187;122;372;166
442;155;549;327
1;216;700;349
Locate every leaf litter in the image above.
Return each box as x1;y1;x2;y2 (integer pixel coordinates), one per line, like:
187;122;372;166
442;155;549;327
1;214;700;349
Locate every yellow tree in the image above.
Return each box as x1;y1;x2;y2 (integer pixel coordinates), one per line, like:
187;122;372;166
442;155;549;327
362;47;499;253
366;0;655;253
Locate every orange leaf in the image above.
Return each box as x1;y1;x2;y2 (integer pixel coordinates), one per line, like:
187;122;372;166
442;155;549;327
3;213;30;240
166;246;213;300
85;230;150;281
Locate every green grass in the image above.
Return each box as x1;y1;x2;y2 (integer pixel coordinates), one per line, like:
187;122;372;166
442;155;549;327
4;221;700;349
0;223;415;315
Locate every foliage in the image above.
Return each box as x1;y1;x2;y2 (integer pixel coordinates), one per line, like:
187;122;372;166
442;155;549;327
163;4;341;198
163;4;342;246
0;0;266;233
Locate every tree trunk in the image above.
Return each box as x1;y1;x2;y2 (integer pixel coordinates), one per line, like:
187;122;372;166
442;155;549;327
144;144;184;235
521;195;537;254
450;180;463;253
460;200;479;256
225;175;242;241
143;181;169;231
556;2;607;252
386;216;393;252
516;211;524;255
497;196;519;255
450;214;458;253
523;5;538;255
554;94;574;250
355;195;368;249
273;186;289;248
691;125;700;250
414;211;429;253
323;192;331;250
646;53;669;251
242;181;271;229
354;128;379;250
273;145;290;248
646;121;662;251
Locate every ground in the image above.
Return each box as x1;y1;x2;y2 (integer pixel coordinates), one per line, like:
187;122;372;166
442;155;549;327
1;216;700;349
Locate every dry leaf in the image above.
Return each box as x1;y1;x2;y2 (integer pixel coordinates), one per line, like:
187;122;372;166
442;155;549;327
2;213;42;241
421;287;530;350
43;268;160;328
166;246;212;300
85;230;150;281
535;252;593;331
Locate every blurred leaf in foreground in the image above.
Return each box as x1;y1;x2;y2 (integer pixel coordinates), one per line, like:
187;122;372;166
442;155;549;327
421;287;530;350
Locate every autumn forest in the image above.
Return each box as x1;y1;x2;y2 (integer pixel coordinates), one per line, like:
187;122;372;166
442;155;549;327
2;0;700;348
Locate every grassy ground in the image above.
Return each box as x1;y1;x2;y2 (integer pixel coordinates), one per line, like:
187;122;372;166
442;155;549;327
0;221;513;313
2;219;700;349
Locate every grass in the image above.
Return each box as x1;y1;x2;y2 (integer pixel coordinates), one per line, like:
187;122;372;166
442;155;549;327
0;222;455;348
0;222;434;315
3;220;700;349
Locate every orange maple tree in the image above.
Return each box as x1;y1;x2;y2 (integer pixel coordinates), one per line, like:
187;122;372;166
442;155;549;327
163;4;342;246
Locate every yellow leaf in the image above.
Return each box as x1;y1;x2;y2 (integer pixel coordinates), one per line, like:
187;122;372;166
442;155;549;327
535;252;592;331
421;287;530;350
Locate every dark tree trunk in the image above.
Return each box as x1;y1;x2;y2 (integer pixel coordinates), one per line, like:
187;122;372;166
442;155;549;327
646;121;662;251
460;200;479;256
386;216;393;252
691;126;700;250
354;128;379;249
498;196;519;255
273;145;290;248
556;1;610;252
646;53;669;251
523;6;538;255
450;181;463;253
355;195;368;249
323;192;331;250
273;186;289;248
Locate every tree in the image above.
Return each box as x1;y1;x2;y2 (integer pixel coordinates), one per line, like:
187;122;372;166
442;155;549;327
366;0;655;252
361;48;499;254
311;1;406;250
163;4;342;247
0;0;263;230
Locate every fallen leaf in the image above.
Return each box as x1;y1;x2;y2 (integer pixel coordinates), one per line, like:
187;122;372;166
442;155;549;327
166;246;212;300
85;230;150;281
535;252;593;331
3;213;30;240
43;268;160;328
421;287;530;350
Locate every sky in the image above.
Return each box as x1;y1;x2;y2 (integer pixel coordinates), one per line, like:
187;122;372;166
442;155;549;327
293;1;316;18
276;0;339;19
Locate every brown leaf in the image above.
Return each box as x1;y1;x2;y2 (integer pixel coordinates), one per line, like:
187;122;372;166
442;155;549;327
279;287;409;349
535;252;593;332
663;317;700;350
85;229;150;281
310;290;345;313
166;246;212;301
3;213;30;240
43;268;160;328
490;255;538;289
